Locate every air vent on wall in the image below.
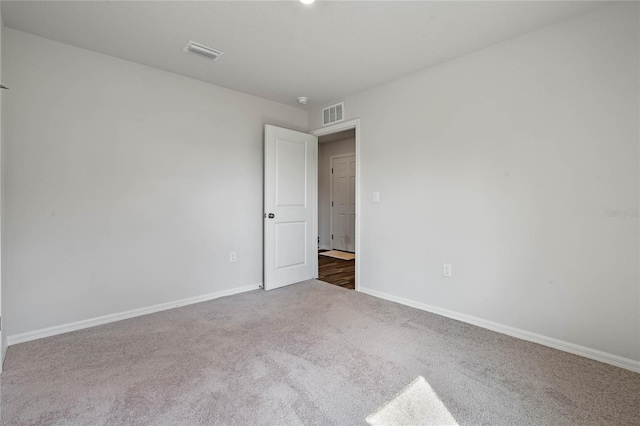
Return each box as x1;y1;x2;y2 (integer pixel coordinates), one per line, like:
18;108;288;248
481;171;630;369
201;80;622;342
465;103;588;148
183;41;224;61
322;101;344;126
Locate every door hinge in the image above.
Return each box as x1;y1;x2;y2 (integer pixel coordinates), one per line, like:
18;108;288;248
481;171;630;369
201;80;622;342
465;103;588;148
331;168;333;174
331;201;334;207
331;234;334;239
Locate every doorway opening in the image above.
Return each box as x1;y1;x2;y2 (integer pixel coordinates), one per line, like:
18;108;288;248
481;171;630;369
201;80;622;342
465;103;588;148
313;124;358;290
262;119;359;292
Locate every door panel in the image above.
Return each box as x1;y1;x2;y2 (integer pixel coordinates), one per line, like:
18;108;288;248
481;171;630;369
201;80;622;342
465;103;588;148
275;222;306;268
276;139;307;206
331;154;356;252
264;125;317;290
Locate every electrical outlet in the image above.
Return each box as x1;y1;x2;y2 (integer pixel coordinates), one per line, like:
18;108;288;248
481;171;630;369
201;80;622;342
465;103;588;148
443;263;452;277
229;252;237;263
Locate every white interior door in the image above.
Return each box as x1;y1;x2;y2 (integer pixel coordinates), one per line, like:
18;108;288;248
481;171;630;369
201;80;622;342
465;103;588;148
331;154;356;252
264;125;318;291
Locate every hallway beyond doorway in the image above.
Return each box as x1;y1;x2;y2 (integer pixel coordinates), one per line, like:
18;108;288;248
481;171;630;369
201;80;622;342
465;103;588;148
318;250;355;290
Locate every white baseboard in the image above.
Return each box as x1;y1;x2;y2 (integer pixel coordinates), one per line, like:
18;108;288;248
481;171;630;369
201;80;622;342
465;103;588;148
319;245;332;251
7;283;262;346
359;287;640;373
1;339;6;371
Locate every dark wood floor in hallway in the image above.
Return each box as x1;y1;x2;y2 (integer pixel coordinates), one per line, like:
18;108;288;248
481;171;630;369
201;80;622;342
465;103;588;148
318;251;355;290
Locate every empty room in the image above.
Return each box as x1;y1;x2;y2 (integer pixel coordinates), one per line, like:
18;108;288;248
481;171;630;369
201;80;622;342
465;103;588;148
0;1;638;425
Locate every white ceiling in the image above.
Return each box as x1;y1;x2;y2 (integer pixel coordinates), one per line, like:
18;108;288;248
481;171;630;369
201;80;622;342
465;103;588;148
2;1;604;108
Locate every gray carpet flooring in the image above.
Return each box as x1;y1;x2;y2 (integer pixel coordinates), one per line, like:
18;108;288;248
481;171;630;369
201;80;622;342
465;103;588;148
2;280;639;425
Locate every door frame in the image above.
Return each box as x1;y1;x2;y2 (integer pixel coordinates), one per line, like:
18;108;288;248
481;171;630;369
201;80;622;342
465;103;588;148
310;118;361;291
329;152;355;252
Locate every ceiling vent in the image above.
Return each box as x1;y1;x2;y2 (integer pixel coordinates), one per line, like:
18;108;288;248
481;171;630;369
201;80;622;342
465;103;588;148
322;101;344;126
183;41;224;61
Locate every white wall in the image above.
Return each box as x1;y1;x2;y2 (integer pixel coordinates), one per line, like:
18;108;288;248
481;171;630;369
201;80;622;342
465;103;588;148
318;138;355;249
4;30;308;338
310;3;640;362
0;5;5;364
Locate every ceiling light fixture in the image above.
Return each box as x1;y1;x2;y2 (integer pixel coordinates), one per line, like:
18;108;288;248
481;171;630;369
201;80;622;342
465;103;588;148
297;96;309;105
183;41;224;61
300;0;315;4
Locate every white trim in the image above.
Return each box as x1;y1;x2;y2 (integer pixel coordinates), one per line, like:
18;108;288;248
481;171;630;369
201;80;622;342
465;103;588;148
319;244;331;251
329;152;356;251
312;138;319;280
7;283;261;346
360;287;640;373
311;119;361;291
1;342;6;372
